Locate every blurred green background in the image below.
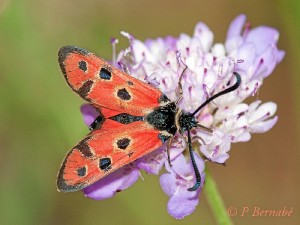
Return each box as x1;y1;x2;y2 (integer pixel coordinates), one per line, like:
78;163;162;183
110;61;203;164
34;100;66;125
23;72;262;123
0;0;299;225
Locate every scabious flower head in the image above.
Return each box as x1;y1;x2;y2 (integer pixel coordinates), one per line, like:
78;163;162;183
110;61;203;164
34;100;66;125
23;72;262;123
80;14;284;219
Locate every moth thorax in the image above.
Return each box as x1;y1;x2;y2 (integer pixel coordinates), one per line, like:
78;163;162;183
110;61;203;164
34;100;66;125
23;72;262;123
146;103;177;135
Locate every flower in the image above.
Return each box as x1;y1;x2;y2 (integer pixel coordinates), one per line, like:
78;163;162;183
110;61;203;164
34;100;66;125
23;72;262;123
80;14;284;218
160;154;205;219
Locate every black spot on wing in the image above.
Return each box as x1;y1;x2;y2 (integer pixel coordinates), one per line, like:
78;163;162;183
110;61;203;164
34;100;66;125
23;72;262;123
99;157;112;171
77;167;86;177
117;138;131;149
78;60;87;72
99;67;112;80
127;81;134;86
58;46;92;95
57;138;92;192
75;138;93;157
127;152;134;157
58;46;90;75
117;88;131;100
77;80;93;98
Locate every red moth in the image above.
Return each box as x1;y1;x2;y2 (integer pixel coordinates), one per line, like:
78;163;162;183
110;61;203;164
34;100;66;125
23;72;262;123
57;46;241;192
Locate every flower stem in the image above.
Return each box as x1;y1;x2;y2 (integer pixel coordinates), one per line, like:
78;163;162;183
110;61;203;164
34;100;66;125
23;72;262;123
204;168;234;225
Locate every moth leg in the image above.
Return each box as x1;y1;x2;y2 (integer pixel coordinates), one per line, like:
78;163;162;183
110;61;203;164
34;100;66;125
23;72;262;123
192;134;208;146
196;124;213;133
166;137;174;167
175;65;188;104
175;50;189;104
118;62;131;74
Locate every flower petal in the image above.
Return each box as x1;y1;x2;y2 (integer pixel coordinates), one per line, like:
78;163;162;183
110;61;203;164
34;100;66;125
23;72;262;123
193;22;214;52
225;14;246;53
249;116;278;133
80;104;99;126
83;165;140;200
200;129;232;163
236;43;256;72
251;45;282;80
249;102;277;123
226;14;246;40
136;146;166;175
167;195;199;219
246;26;279;54
160;154;205;219
159;173;177;197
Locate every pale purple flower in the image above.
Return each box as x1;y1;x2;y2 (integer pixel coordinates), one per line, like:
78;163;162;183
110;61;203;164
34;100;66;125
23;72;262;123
83;163;140;200
80;14;284;219
135;136;185;175
160;154;205;219
80;104;99;126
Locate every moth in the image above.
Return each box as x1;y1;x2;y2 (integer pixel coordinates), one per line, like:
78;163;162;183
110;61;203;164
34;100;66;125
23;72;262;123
57;46;241;192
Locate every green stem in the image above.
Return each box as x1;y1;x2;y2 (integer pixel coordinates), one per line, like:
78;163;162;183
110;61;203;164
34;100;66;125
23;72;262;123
204;168;234;225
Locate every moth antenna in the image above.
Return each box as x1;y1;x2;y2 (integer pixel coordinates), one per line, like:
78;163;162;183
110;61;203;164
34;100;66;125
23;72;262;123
187;129;201;191
191;72;241;117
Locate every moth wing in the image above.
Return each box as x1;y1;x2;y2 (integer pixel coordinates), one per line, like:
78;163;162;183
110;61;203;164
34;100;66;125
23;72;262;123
58;46;168;116
57;122;167;192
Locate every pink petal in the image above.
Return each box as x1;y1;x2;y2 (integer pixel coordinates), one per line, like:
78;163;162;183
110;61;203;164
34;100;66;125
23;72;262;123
83;165;140;200
249;116;278;133
249;102;277;123
226;14;246;40
246;26;279;54
131;39;154;63
234;131;251;142
200;130;232;163
171;153;204;177
225;14;246;52
236;43;256;72
159;173;177;197
80;104;100;126
249;100;262;111
211;153;229;163
136;146;166;175
277;50;285;63
193;22;214;52
167;195;199;219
